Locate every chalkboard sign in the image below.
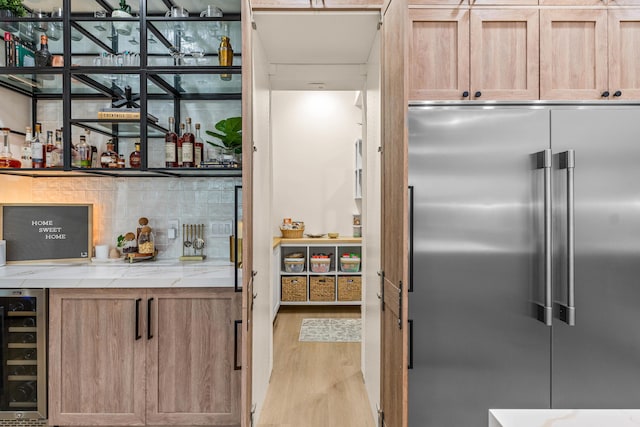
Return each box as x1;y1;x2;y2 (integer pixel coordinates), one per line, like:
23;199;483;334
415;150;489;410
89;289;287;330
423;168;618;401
0;204;93;264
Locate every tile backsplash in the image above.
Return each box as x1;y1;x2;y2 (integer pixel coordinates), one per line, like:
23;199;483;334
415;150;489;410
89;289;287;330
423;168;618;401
30;177;243;260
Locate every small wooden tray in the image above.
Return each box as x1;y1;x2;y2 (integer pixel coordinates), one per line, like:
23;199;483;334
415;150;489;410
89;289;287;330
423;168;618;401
126;250;158;263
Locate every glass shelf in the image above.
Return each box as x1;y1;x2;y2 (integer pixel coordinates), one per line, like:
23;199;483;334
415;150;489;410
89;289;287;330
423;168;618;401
147;71;241;96
70;72;140;97
145;0;242;16
70;119;167;138
0;73;63;96
71;20;140;56
0;18;65;51
147;19;242;57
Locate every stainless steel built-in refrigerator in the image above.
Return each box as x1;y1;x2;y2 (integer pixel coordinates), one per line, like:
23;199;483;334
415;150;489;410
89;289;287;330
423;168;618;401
408;106;640;426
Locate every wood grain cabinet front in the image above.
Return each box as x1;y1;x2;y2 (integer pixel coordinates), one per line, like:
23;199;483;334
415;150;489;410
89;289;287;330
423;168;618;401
534;7;640;100
409;8;539;100
409;8;470;100
608;9;640;99
49;288;241;427
251;0;383;9
540;9;608;100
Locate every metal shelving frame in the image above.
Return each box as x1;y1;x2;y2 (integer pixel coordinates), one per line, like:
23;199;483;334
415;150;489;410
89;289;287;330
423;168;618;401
0;0;242;177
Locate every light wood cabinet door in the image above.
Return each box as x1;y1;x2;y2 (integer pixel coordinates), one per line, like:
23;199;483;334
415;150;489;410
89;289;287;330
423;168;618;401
146;288;241;426
539;0;605;5
540;9;608;99
49;289;146;426
409;8;470;100
472;0;537;4
251;0;382;8
608;9;640;99
470;8;539;99
609;0;640;4
409;0;468;5
250;0;313;8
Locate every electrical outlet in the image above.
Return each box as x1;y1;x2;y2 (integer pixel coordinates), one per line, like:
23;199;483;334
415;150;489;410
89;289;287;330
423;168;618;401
168;219;179;240
210;221;233;237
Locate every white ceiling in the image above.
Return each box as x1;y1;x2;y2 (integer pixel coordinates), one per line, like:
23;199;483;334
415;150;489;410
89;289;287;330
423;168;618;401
253;11;380;90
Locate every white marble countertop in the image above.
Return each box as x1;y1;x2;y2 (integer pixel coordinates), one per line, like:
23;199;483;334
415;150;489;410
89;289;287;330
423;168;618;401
490;410;640;427
0;259;241;288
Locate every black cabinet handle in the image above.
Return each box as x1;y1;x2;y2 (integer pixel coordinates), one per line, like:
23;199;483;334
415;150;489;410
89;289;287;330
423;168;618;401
601;91;610;97
474;91;482;98
147;298;154;340
234;320;242;370
135;298;142;340
614;90;622;97
408;319;414;369
462;91;469;98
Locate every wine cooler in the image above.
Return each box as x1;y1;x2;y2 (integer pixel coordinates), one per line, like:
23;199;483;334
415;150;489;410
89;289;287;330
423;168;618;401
0;290;46;420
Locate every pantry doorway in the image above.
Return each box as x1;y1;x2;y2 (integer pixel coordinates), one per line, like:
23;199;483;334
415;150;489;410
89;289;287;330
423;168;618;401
249;11;382;426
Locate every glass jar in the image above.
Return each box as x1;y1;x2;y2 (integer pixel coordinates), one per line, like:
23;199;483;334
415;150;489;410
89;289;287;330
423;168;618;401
137;226;154;255
122;232;137;254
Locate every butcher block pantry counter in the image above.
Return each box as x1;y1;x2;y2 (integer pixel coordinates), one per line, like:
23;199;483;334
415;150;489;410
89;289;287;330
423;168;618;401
0;259;240;288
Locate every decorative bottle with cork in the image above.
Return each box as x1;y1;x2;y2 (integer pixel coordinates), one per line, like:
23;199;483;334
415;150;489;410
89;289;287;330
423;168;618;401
137;226;155;255
218;36;233;81
35;34;52;67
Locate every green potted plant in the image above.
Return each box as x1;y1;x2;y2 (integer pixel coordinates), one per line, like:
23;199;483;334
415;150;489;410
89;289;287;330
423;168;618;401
206;117;242;164
0;0;26;18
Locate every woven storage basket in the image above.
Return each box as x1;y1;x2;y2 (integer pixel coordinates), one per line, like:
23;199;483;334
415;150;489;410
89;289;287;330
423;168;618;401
281;276;307;302
281;227;304;238
309;276;336;301
338;276;362;301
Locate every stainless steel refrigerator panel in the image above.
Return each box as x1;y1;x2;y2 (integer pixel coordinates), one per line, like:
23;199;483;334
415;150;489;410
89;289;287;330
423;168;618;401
551;108;640;408
408;108;552;427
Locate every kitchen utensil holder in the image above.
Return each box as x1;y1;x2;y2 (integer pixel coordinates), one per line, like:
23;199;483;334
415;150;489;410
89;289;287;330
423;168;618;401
180;223;206;261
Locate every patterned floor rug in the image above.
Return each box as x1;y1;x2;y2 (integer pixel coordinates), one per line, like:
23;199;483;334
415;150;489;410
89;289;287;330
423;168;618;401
298;318;362;342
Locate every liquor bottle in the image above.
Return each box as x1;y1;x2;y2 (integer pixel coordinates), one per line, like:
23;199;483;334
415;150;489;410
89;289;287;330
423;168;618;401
165;117;178;168
35;34;52;67
118;154;125;168
45;130;58;168
129;140;141;168
177;122;185;167
100;139;119;168
53;128;63;167
76;135;91;168
21;126;32;167
31;124;45;168
0;128;21;168
4;32;15;67
194;123;204;168
182;118;195;168
219;36;233;81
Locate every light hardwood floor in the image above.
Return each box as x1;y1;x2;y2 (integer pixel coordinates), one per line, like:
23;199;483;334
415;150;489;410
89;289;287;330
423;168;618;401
257;306;375;427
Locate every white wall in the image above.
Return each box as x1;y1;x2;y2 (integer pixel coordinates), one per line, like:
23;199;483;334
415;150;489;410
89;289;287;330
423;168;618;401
271;91;361;237
363;31;382;420
250;29;273;424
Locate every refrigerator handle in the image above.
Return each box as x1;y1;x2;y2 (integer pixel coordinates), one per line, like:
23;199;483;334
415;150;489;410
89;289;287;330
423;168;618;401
556;150;576;326
535;149;553;326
